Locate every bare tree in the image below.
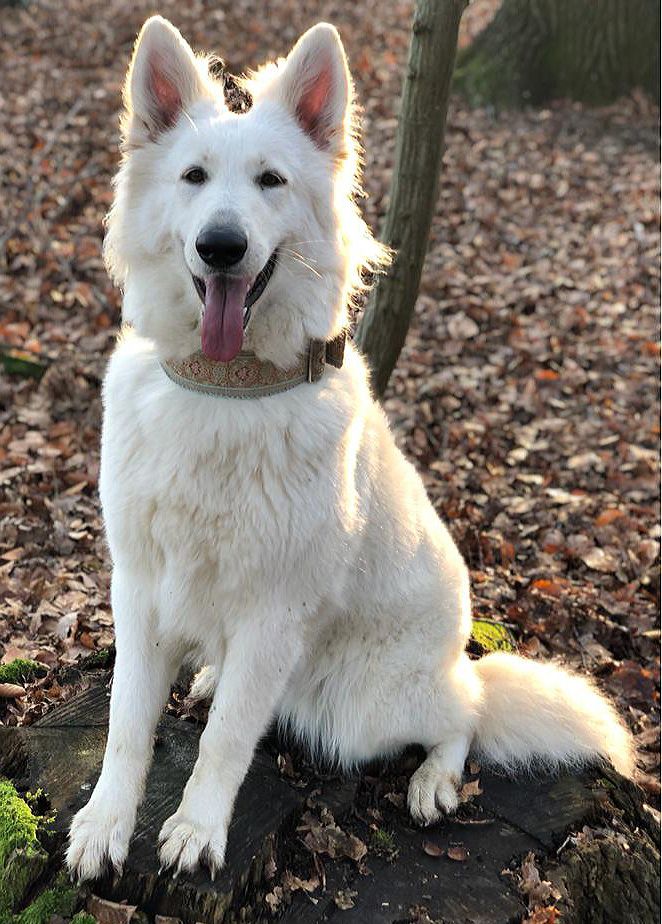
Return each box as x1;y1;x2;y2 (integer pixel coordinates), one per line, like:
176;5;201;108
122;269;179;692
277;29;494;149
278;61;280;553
355;0;468;397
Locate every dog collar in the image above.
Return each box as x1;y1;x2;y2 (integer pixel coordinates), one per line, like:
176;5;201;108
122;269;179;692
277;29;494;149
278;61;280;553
160;334;345;399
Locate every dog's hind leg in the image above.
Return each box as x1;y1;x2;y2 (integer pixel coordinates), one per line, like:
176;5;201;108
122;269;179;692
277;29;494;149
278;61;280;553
403;653;482;827
404;662;478;825
407;732;472;825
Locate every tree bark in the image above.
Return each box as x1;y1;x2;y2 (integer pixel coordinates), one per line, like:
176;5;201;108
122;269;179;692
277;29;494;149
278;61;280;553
455;0;661;108
1;678;660;924
355;0;467;398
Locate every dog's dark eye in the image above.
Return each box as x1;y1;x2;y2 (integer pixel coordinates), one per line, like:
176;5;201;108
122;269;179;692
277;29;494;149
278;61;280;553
258;171;286;189
182;166;207;185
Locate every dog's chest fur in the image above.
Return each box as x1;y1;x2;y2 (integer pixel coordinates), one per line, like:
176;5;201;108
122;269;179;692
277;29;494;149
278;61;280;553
98;330;367;645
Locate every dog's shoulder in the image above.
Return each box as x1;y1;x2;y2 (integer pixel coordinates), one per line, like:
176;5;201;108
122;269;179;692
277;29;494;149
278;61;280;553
103;324;159;400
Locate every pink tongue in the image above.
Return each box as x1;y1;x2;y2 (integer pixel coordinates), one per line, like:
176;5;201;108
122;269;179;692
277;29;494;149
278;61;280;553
201;275;251;362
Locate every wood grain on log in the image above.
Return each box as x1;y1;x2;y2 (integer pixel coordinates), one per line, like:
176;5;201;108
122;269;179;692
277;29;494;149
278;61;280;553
1;677;659;923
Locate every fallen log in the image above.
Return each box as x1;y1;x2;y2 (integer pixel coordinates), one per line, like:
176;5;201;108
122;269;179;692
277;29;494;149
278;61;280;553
1;671;659;924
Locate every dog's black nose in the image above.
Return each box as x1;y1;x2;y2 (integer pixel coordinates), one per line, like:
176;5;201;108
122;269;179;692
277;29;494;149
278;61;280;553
196;226;248;269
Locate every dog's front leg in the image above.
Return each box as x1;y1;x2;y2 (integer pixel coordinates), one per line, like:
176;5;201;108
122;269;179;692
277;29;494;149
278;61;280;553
158;612;300;878
67;571;178;881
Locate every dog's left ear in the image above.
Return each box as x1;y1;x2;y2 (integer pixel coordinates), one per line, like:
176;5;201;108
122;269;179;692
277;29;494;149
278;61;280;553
269;23;351;154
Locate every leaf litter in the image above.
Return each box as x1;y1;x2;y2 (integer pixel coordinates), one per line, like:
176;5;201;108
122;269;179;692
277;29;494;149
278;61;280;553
0;0;659;813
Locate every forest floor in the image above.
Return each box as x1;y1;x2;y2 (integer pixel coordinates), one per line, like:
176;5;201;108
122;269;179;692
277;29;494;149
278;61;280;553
0;0;660;806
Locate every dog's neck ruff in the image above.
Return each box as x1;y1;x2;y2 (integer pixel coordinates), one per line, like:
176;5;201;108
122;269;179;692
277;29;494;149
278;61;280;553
161;335;346;399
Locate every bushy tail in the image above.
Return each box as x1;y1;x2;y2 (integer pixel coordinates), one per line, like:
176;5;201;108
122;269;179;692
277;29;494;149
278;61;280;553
473;652;635;777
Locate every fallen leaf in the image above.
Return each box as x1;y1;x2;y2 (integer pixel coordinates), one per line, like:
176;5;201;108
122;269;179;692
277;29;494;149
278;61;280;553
531;578;567;597
334;889;358;910
447;313;480;339
459;778;483;802
0;683;26;698
523;907;561;924
87;896;138;924
0;547;25;562
422;840;444;857
595;508;625;527
447;845;469;861
581;547;619;573
264;887;283;913
299;810;367;864
517;852;560;908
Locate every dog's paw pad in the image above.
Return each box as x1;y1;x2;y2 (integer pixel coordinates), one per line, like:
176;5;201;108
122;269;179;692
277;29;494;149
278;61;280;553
158;813;226;878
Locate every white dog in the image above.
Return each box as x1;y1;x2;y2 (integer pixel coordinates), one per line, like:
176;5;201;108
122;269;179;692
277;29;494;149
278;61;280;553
67;16;634;881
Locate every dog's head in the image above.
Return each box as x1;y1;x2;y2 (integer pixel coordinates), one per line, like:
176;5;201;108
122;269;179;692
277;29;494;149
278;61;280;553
105;16;388;366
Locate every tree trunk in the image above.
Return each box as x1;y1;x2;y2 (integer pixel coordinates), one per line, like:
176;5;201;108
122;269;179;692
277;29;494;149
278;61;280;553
455;0;661;108
1;674;659;923
355;0;467;398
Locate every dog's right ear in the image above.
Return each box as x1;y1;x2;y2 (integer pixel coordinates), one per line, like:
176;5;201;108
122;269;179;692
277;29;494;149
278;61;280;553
123;16;209;146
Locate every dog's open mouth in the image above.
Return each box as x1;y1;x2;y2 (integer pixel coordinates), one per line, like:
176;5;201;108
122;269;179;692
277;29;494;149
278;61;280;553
193;251;278;362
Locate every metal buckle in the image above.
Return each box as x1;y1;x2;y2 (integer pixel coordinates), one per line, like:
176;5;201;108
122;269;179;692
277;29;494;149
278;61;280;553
307;340;326;383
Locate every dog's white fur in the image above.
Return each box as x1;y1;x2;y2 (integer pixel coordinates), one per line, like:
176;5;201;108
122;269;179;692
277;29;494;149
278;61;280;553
67;17;634;881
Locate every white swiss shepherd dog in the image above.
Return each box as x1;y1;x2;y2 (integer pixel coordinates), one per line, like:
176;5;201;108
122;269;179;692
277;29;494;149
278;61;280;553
67;16;634;881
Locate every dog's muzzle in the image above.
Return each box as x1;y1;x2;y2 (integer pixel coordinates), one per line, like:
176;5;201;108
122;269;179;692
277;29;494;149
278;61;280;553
192;250;278;330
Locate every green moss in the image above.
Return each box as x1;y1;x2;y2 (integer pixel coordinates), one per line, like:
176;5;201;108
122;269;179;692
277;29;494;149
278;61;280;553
79;646;115;671
470;619;516;654
0;660;47;686
0;780;38;866
12;883;77;924
71;914;97;924
0;780;48;919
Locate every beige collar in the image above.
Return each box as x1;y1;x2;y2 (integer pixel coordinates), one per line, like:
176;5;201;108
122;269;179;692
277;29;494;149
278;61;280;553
161;334;345;399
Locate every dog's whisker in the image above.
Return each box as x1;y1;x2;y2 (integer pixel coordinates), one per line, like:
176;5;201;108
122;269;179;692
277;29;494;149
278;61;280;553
280;248;323;279
282;247;320;265
182;110;198;133
287;239;336;247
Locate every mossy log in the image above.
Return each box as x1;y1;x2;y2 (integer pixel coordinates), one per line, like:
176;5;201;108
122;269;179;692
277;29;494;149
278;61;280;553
0;675;659;924
455;0;661;108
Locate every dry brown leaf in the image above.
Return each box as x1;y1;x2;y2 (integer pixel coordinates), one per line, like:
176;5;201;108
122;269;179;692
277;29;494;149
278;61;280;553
446;845;469;861
334;889;358;910
459;778;483;802
264;887;283;913
299;810;367;864
422;840;445;857
87;896;138;924
594;508;625;527
523;907;561;924
517;852;560;908
0;683;26;698
581;547;619;573
383;791;405;809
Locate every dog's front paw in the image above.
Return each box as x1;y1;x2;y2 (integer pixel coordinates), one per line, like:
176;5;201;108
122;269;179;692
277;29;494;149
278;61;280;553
66;799;133;881
158;811;227;879
407;765;460;827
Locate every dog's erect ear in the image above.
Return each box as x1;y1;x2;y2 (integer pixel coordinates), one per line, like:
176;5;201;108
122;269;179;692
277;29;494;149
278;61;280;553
124;16;208;143
269;23;351;153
